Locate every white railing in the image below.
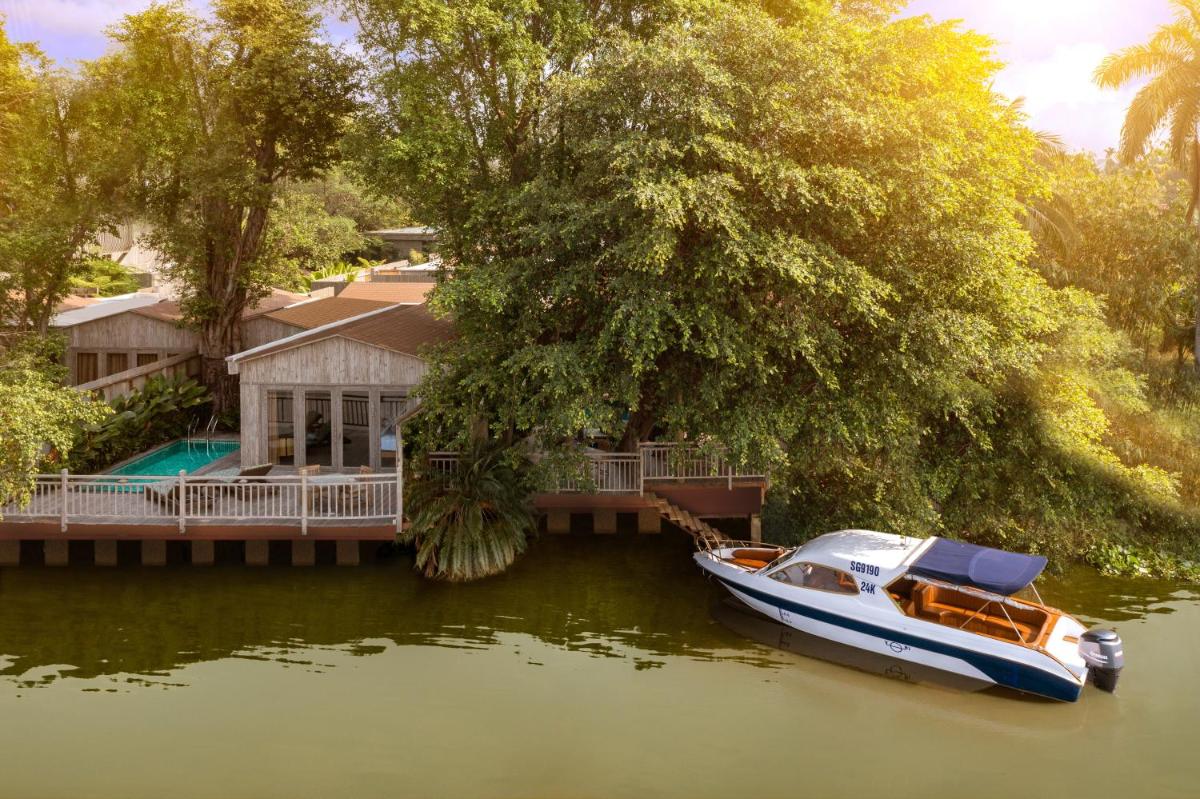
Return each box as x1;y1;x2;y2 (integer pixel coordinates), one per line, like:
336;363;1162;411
424;443;763;495
639;443;763;484
552;453;642;493
0;471;400;534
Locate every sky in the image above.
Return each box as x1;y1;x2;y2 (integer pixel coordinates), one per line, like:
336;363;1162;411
0;0;1179;154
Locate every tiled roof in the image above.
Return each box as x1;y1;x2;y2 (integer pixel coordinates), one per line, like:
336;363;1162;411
336;281;435;304
263;296;393;330
131;288;309;324
338;303;455;355
227;303;455;368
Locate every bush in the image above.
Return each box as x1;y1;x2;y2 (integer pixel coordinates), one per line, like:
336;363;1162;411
70;375;211;472
404;440;536;581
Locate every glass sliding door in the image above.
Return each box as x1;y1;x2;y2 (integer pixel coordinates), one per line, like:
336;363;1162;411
342;392;371;468
380;393;408;467
304;390;333;467
266;389;295;465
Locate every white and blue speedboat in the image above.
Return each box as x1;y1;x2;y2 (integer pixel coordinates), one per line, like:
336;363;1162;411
695;530;1124;702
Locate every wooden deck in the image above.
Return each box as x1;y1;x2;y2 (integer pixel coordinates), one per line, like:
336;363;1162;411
0;443;765;541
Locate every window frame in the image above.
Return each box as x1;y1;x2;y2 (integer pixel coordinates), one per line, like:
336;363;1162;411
768;560;860;596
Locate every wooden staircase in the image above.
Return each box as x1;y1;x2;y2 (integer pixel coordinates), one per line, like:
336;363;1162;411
647;492;728;549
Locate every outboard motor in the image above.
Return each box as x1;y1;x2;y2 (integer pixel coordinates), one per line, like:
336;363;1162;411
1079;628;1124;693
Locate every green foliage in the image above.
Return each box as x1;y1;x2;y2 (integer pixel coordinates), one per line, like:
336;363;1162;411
1031;152;1198;360
300;258;372;290
404;440;537;581
416;4;1050;464
88;0;359;410
264;190;368;286
69;375;211;473
407;249;428;265
70;257;141;297
285;166;410;231
0;31;121;332
0;334;109;515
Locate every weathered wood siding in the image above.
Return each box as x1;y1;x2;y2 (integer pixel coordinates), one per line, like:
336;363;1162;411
64;313;198;384
66;313;196;351
238;336;428;387
237;335;428;468
241;317;304;350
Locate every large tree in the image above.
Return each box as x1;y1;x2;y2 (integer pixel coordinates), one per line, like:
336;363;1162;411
91;0;359;411
413;3;1054;466
345;0;700;250
0;29;120;332
1096;0;1200;370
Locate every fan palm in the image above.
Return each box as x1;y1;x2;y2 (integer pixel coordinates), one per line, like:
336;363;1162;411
404;440;536;581
1097;0;1200;366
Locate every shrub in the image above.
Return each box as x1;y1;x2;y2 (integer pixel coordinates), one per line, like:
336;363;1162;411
404;440;536;581
70;375;211;472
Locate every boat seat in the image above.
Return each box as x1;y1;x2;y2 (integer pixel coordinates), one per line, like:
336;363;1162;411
730;558;770;570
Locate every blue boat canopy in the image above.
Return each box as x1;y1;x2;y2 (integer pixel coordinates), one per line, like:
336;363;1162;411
910;539;1047;595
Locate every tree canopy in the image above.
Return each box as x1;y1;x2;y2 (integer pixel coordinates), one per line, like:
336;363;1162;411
89;0;359;411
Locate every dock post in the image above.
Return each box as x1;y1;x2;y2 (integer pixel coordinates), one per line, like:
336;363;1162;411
292;539;316;566
94;539;118;567
245;540;269;567
141;539;166;566
191;540;215;566
335;539;359;566
396;427;404;535
0;540;20;567
547;509;570;535
637;508;661;534
750;514;762;544
44;539;69;566
593;509;618;535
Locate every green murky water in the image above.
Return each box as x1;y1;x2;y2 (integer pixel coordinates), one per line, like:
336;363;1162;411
0;535;1195;798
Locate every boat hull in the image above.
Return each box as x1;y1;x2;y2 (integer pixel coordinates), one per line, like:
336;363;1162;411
699;556;1084;702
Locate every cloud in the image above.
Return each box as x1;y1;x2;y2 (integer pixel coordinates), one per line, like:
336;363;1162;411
905;0;1172;152
994;41;1141;153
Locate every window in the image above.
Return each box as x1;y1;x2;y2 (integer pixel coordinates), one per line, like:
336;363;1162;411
342;392;371;467
380;393;409;466
770;562;859;595
106;352;128;376
136;352;158;368
266;390;294;465
76;352;98;384
304;390;333;467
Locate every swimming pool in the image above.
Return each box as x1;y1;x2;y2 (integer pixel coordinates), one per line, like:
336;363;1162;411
109;439;241;477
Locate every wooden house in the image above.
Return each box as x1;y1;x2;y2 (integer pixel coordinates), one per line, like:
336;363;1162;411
227;303;455;471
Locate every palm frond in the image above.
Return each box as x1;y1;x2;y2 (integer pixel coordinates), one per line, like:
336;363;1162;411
1117;63;1198;163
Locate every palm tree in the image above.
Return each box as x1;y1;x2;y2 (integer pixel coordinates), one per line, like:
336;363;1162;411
404;439;536;581
1096;0;1200;368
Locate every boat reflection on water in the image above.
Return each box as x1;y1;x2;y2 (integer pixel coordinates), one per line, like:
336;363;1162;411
710;597;1000;695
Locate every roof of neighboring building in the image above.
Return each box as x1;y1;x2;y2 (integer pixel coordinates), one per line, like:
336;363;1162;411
227;302;455;371
51;293;165;328
131;288;309;324
366;226;437;239
336;281;435;304
263;296;394;330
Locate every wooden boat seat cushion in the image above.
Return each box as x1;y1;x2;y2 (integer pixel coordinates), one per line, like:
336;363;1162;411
913;583;1043;643
730;558;770;570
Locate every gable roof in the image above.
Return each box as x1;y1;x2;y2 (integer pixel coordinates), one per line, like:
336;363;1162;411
336;281;435;304
51;293;164;328
227;302;455;373
263;296;393;330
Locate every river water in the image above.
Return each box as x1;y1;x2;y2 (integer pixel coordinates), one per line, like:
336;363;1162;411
0;535;1195;798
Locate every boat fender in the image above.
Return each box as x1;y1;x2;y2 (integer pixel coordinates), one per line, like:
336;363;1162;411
1079;628;1123;693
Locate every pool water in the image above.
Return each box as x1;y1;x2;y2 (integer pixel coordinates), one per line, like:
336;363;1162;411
109;439;241;477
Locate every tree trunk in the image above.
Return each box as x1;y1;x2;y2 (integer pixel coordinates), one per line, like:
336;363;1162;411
617;405;657;453
199;302;244;418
